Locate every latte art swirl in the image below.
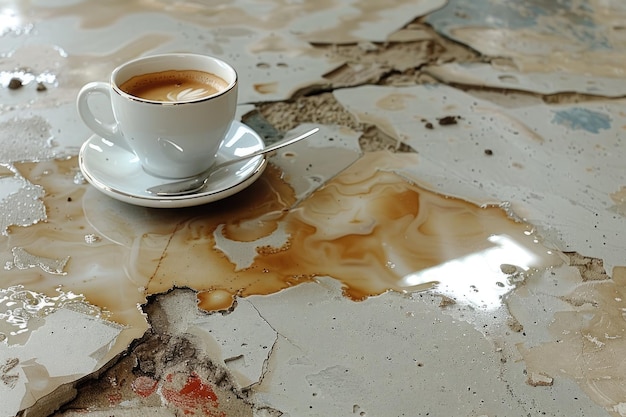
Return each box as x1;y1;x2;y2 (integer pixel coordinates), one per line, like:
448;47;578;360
167;87;212;102
120;69;228;102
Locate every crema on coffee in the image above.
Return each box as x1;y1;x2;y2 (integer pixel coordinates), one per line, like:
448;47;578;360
119;69;228;102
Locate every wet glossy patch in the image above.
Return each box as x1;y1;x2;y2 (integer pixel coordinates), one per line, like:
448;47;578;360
3;151;562;333
505;262;626;414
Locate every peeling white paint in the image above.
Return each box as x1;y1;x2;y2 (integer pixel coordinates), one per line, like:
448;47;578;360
191;299;278;390
0;308;121;417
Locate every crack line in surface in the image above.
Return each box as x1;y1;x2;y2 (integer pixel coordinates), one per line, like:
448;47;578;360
148;220;186;288
245;301;305;388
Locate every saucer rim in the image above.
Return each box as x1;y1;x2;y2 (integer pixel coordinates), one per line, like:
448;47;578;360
78;121;267;208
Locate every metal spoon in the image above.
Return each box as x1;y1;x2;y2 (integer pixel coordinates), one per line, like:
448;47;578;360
146;127;319;196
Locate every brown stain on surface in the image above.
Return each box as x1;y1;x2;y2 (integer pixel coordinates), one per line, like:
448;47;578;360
518;266;626;414
145;152;561;305
253;82;279;94
609;186;626;216
610;186;626;204
6;152;562;332
376;93;416;111
4;157;151;353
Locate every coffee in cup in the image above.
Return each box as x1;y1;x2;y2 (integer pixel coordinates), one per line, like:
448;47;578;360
119;70;229;102
76;53;238;179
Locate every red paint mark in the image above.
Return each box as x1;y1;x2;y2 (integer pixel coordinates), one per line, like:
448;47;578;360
107;392;122;406
161;372;225;416
132;375;158;398
179;373;218;401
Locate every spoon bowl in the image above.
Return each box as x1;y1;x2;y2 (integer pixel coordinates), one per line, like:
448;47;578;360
146;127;319;196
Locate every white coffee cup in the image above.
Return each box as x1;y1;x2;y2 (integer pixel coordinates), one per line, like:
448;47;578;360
76;53;238;179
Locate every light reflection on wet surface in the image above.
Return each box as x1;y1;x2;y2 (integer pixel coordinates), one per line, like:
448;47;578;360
0;284;108;345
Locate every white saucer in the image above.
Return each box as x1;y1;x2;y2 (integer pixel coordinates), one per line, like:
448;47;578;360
79;121;267;208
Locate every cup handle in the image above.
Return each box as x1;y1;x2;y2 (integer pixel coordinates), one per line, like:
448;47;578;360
76;82;131;152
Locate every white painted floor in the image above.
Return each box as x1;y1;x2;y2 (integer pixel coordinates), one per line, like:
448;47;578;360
1;1;626;416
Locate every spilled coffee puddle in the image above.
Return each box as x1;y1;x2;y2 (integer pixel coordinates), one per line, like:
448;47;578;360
2;151;563;341
147;152;562;311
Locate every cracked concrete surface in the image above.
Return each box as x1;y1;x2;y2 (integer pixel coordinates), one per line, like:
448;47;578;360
2;0;626;416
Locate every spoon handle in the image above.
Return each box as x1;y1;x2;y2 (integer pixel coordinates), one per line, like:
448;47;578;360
211;127;319;172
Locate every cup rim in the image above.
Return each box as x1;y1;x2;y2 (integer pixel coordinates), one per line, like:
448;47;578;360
111;53;238;105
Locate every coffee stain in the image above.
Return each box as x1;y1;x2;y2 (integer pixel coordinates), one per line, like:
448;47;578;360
609;186;626;217
376;93;416;111
80;151;558;309
253;82;279;94
0;165;13;176
1;139;567;416
4;157;149;353
197;289;237;312
4;151;563;348
518;267;626;415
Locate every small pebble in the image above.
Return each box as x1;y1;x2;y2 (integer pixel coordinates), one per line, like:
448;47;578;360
437;115;460;126
36;82;47;91
8;78;23;89
527;372;554;387
500;264;518;274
